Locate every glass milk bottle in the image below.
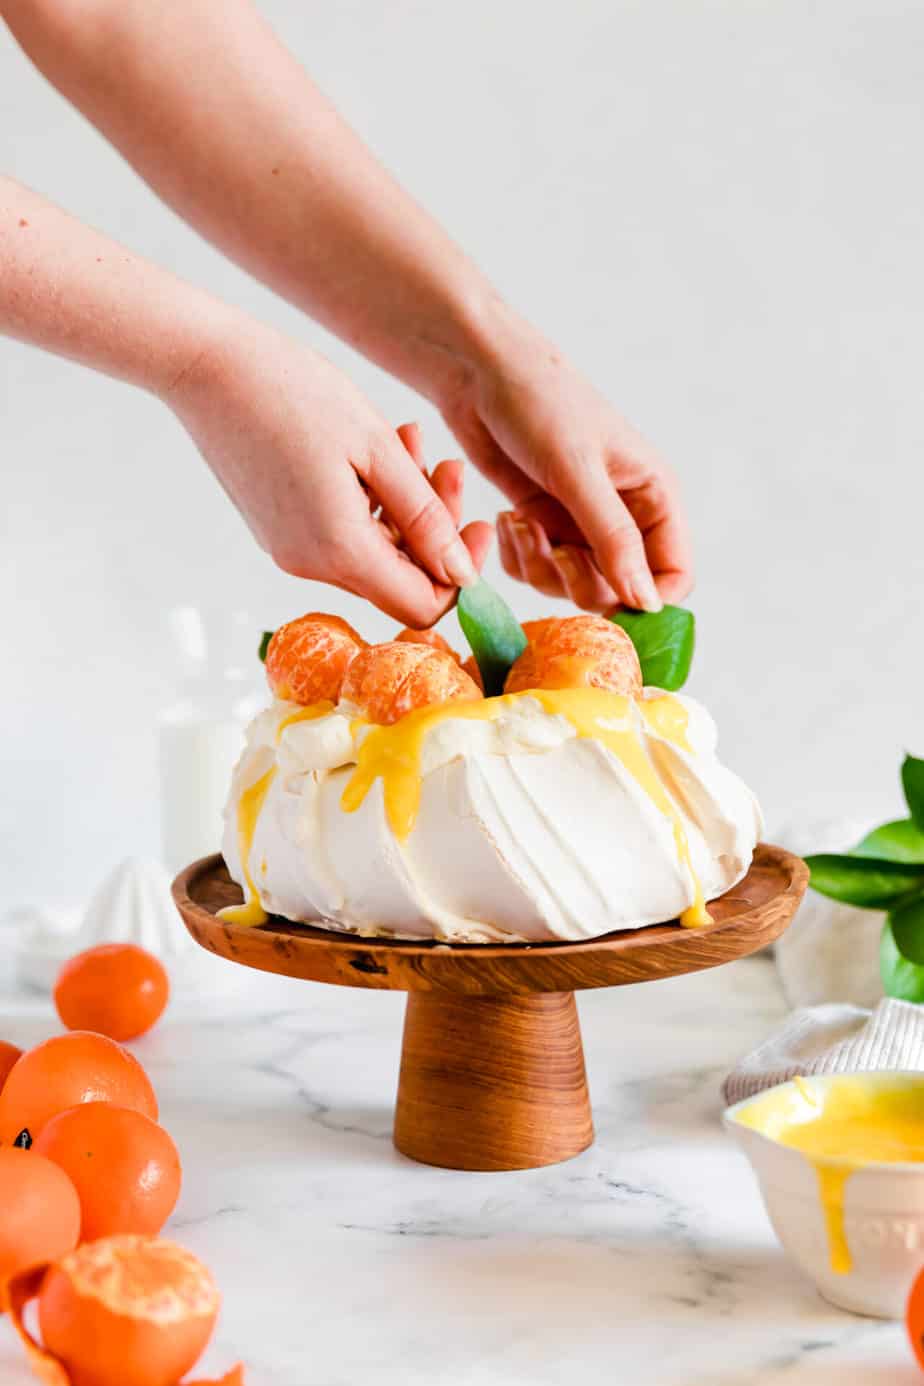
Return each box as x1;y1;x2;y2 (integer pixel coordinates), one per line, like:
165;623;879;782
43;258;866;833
158;606;265;876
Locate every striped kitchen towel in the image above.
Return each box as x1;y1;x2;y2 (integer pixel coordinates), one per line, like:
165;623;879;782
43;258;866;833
722;998;924;1107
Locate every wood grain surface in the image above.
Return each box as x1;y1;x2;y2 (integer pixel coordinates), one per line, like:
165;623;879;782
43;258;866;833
394;991;593;1170
173;844;806;1171
172;844;808;998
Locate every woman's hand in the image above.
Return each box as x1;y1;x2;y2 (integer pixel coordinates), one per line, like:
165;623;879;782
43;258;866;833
165;322;492;626
441;309;693;614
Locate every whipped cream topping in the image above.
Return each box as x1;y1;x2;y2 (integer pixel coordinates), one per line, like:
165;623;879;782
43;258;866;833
220;688;762;944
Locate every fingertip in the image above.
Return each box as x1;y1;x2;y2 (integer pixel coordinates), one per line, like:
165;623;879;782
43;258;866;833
460;519;494;572
496;513;523;581
629;572;664;613
397;421;425;469
430;459;465;526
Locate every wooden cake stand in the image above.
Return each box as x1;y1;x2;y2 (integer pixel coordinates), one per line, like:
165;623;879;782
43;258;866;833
172;843;806;1172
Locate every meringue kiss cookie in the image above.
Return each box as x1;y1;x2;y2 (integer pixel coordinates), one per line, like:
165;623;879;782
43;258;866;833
220;688;762;943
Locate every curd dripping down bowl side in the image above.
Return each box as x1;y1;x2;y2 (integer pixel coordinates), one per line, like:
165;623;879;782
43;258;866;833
723;1072;924;1319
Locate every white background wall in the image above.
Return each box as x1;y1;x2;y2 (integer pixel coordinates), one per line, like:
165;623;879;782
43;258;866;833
2;1;923;908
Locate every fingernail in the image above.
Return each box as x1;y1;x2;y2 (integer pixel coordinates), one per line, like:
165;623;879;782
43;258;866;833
510;519;531;541
443;537;478;588
552;547;579;585
632;571;663;613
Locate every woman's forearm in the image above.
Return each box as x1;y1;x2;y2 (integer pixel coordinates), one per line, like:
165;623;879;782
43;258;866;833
0;177;228;396
2;0;500;403
0;176;486;622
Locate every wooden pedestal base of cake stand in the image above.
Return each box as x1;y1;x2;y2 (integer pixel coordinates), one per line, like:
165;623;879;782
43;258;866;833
172;844;806;1172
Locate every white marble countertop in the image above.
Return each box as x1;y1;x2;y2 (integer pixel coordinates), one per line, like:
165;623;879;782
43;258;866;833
0;954;918;1386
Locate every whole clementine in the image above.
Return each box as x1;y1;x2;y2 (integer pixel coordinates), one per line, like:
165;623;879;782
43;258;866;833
0;1031;157;1148
908;1262;924;1368
55;943;169;1041
37;1235;220;1386
33;1103;181;1241
0;1041;22;1094
0;1147;81;1308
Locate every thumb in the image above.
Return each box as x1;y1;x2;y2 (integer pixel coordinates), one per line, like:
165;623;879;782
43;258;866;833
358;440;478;590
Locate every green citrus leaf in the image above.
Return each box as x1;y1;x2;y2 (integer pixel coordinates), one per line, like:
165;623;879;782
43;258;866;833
852;818;924;864
887;895;924;965
457;579;527;697
880;917;924;1001
902;754;924;832
805;853;924;908
609;606;695;691
258;630;274;664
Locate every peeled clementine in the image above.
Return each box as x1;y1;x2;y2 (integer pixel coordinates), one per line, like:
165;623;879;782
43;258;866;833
55;943;169;1041
0;1041;22;1094
460;653;484;692
0;1148;80;1309
29;1236;221;1386
0;1032;158;1148
341;642;481;724
33;1103;181;1241
266;612;365;705
520;618;558;645
505;614;643;697
395;626;460;661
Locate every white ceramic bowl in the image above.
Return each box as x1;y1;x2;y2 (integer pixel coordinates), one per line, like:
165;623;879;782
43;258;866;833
724;1072;924;1318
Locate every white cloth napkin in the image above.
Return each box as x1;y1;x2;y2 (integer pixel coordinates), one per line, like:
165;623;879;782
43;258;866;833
722;999;924;1107
772;815;885;1010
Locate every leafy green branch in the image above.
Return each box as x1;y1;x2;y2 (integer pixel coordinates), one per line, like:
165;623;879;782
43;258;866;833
804;755;924;1001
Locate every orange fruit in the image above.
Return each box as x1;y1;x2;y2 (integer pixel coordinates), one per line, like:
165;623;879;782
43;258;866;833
341;642;482;725
33;1103;181;1242
0;1032;158;1148
0;1148;81;1308
520;617;558;645
505;614;642;697
908;1263;924;1368
55;944;169;1042
460;653;484;692
0;1041;22;1094
30;1236;220;1386
395;626;460;662
266;612;365;705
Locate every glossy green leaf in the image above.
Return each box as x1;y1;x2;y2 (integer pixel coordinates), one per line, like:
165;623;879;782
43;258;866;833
457;579;527;697
902;754;924;831
880;918;924;1002
852;817;924;864
804;853;924;908
258;630;274;664
887;894;924;965
609;605;695;691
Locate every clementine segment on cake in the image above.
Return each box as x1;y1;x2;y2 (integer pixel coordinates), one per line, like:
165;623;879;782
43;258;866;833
341;641;481;725
395;626;460;661
265;612;365;706
505;614;642;697
460;654;484;691
519;617;558;645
